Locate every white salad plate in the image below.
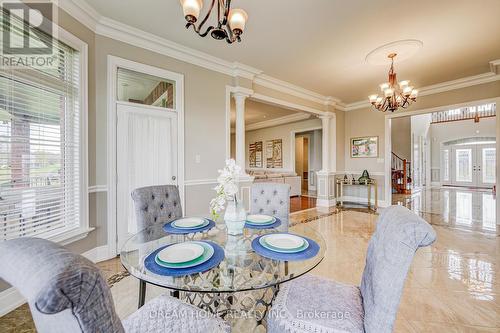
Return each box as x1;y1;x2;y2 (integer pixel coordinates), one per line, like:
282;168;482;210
261;234;305;250
156;242;205;264
246;215;275;225
172;217;208;229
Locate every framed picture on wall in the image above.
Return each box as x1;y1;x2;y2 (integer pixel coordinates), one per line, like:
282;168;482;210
351;136;378;158
266;139;283;168
249;141;263;168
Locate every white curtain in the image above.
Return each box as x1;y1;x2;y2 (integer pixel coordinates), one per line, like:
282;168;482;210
117;108;174;234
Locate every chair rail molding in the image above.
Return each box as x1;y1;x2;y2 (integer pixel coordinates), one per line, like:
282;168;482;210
88;185;108;193
184;179;218;186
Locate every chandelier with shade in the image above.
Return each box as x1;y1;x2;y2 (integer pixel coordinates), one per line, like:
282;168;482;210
179;0;248;44
368;53;418;112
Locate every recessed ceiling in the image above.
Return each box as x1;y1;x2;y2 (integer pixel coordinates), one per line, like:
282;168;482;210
230;99;306;127
84;0;500;103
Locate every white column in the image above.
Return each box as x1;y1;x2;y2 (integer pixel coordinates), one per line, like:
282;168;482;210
317;113;336;208
234;92;248;171
320;115;331;172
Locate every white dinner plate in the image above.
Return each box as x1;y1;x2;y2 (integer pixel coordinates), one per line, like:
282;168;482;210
172;217;208;229
261;234;305;250
246;215;274;224
155;242;214;268
259;236;309;253
156;242;205;264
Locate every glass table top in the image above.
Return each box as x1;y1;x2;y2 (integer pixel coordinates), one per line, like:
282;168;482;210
120;218;326;293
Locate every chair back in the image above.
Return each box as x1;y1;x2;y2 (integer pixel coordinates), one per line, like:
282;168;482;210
131;184;183;230
0;238;124;333
250;183;290;218
360;205;436;333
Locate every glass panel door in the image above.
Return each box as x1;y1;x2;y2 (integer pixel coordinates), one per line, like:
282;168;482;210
453;147;474;186
477;145;496;187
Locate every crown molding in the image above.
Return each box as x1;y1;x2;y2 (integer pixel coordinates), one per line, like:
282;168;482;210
245;113;312;132
58;0;100;31
343;63;500;112
59;1;500;113
490;59;500;74
251;92;329;116
253;74;338;106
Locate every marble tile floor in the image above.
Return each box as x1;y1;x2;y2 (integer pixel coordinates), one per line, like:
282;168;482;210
1;203;499;332
393;186;498;236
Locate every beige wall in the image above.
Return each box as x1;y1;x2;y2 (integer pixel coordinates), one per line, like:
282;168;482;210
335;109;346;172
391;117;411;161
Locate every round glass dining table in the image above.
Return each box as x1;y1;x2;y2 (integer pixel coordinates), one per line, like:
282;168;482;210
120;218;326;330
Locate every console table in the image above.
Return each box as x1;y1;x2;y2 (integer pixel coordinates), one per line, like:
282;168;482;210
336;178;378;211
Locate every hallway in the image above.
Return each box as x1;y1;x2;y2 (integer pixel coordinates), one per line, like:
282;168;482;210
393;187;497;235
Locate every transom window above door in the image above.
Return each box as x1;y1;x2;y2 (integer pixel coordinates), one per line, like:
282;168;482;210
117;68;176;109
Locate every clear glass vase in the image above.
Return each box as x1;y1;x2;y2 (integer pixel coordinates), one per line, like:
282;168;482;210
224;197;246;235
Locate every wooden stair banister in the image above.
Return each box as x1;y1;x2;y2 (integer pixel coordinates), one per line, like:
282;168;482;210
391;152;412;194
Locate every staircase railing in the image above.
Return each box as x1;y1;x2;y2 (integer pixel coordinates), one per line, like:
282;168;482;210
391;152;412;193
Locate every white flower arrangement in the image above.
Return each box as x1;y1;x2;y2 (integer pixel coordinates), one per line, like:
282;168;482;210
210;159;241;220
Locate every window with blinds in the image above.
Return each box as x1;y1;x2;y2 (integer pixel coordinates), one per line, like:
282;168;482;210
0;9;83;241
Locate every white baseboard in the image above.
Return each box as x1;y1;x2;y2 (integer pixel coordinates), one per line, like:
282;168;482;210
0;244;115;317
339;196;389;208
0;287;25;317
82;245;116;263
316;198;337;207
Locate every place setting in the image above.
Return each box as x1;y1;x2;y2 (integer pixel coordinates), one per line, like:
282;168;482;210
245;214;281;229
251;232;319;261
144;240;225;277
163;217;215;234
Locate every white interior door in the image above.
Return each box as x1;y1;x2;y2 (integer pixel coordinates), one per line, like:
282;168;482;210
116;102;178;248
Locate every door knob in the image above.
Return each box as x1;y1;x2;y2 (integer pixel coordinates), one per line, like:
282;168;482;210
172;176;177;181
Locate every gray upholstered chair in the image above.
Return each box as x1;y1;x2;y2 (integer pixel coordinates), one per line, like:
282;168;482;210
250;183;290;218
131;185;184;307
267;205;437;333
0;237;230;333
131;185;183;231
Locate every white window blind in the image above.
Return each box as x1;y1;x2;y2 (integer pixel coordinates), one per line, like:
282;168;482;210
0;10;82;241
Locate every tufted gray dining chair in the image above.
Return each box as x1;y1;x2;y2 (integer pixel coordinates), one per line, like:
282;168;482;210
0;238;230;333
250;183;290;218
131;185;183;231
267;205;437;333
130;185;183;306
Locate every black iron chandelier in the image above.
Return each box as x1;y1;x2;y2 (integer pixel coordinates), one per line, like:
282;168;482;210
368;53;418;112
179;0;248;44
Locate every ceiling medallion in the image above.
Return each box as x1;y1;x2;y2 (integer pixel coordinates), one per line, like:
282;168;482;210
368;53;418;112
179;0;248;44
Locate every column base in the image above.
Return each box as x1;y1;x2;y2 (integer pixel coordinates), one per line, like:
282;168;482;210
316;171;336;208
316;198;337;207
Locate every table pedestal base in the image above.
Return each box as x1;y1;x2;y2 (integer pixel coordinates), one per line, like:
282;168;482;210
180;285;279;332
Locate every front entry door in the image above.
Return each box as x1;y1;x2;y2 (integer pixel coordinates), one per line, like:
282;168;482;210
476;144;496;187
116;102;178;249
453;145;475;187
448;143;496;188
